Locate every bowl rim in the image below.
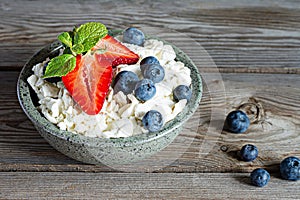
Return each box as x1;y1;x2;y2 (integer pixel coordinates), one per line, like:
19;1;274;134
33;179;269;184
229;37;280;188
17;29;202;147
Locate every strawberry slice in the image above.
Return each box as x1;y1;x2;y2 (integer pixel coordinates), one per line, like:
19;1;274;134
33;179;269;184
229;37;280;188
62;35;140;115
62;54;113;115
92;35;139;67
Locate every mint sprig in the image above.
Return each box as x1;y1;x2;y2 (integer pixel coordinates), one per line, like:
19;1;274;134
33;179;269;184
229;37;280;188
42;22;107;79
73;22;107;54
43;54;76;78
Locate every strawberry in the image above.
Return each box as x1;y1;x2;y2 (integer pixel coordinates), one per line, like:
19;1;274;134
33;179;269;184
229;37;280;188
92;35;139;67
62;54;113;115
62;35;140;115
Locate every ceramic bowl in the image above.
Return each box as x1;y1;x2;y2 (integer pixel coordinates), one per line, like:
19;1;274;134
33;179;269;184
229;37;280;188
17;30;202;165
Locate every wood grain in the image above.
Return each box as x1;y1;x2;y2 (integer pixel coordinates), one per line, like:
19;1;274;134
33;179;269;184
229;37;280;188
1;71;299;172
1;0;300;73
0;172;299;199
1;0;300;197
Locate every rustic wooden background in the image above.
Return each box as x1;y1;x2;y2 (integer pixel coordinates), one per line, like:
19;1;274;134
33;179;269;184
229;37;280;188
0;0;299;199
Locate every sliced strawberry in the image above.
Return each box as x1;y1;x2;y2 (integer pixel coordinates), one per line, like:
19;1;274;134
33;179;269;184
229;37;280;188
92;35;139;67
62;35;139;115
62;54;82;95
62;54;113;115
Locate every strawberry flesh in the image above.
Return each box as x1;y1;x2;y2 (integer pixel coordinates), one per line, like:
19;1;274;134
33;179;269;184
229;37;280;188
62;54;113;115
93;35;139;67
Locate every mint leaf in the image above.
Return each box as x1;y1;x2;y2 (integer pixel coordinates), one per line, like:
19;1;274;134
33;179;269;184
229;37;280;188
58;32;72;47
74;22;107;52
42;54;76;78
71;43;84;54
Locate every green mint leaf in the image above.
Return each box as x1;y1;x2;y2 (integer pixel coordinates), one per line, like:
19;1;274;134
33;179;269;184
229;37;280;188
74;22;108;52
71;43;84;54
58;32;72;47
42;54;76;78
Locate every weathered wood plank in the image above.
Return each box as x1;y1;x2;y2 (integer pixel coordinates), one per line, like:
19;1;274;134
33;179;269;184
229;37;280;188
1;71;299;172
1;0;300;73
0;172;299;199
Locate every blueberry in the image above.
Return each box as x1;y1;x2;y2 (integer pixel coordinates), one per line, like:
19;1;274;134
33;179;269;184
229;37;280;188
140;56;160;66
142;110;164;132
42;62;61;83
142;64;165;83
173;85;192;102
250;168;270;187
240;144;258;162
123;27;145;46
280;156;300;181
225;110;250;133
113;71;139;95
134;79;156;101
140;56;160;73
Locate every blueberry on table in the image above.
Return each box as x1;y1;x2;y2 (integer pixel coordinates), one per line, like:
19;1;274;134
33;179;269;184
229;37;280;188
280;156;300;181
225;110;250;133
113;71;139;95
250;168;270;187
240;144;258;162
42;62;61;83
140;56;160;73
173;85;192;102
123;27;145;46
142;63;165;83
142;110;164;132
134;79;156;101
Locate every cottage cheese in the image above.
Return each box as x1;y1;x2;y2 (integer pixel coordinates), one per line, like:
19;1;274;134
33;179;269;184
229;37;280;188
27;39;192;138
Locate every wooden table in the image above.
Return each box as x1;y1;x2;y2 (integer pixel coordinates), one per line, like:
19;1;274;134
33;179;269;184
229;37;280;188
1;0;299;199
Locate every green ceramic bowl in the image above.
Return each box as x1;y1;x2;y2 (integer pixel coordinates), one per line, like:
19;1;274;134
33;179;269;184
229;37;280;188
17;30;202;165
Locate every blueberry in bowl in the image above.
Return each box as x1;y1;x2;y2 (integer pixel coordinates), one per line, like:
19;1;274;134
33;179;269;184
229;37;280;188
113;70;139;95
142;63;165;83
142;110;164;133
17;22;202;165
123;27;145;46
140;56;160;73
134;79;156;101
173;85;192;103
